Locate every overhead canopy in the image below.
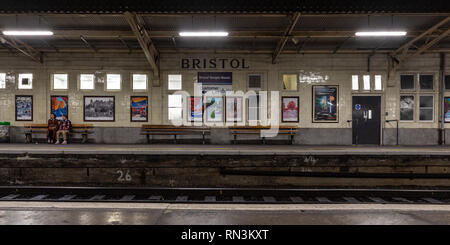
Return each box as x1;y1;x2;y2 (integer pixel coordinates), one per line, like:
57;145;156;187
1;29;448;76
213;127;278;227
0;0;449;57
1;0;449;14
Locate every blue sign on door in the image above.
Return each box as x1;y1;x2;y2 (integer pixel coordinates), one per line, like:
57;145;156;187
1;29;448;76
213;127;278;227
355;104;361;110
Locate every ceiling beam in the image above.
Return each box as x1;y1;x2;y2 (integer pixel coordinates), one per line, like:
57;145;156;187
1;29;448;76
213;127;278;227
272;12;301;64
123;11;159;78
392;16;450;57
0;36;42;63
333;37;351;54
80;35;97;52
2;47;449;55
388;16;450;84
404;27;450;61
118;36;132;54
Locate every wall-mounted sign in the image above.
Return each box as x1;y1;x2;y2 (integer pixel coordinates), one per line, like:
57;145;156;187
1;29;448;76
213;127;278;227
198;72;232;85
201;84;232;95
181;58;249;69
198;72;232;95
313;85;338;123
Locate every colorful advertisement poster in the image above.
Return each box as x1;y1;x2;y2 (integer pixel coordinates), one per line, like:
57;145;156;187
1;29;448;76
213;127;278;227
188;97;203;122
130;96;148;122
226;97;243;122
15;95;33;121
51;96;68;120
313;85;338;122
445;97;450;122
282;96;299;122
205;97;223;122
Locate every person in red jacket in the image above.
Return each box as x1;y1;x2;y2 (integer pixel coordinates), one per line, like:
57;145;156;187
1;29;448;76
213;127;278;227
47;113;59;144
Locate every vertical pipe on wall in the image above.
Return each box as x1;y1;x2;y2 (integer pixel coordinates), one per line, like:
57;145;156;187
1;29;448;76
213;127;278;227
440;52;446;145
367;54;373;72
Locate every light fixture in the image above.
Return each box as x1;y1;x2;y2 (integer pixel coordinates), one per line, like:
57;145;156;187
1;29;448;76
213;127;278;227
179;31;229;37
2;30;54;36
355;31;407;37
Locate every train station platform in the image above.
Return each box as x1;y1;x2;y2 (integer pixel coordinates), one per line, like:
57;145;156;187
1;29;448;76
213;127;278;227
0;201;449;225
1;143;450;156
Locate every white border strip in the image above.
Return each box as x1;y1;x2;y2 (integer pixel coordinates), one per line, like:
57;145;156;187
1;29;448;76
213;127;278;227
0;202;450;211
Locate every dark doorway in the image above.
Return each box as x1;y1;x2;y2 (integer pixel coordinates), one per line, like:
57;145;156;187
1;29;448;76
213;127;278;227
352;96;381;145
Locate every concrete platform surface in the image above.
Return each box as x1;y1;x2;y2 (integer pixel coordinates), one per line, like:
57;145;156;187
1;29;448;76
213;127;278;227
0;202;449;225
2;144;450;155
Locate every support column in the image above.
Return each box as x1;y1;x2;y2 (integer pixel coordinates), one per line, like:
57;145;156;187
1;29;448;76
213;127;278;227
440;52;446;145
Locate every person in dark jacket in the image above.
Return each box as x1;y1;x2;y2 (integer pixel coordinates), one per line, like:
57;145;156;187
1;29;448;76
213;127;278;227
55;115;72;145
47;113;59;144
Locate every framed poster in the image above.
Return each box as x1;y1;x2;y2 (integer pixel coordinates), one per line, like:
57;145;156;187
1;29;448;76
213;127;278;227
205;96;224;122
84;96;115;121
445;97;450;123
130;96;148;122
313;85;338;122
400;95;414;121
15;95;33;121
247;95;260;121
226;96;243;122
282;96;299;122
50;96;68;120
188;96;203;122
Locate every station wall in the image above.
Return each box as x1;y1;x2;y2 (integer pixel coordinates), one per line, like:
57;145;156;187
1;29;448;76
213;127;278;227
0;51;449;145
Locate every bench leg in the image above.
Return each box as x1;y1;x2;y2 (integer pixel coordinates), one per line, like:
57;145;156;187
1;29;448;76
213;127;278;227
202;133;205;145
81;134;88;144
146;134;150;144
262;137;266;145
174;134;177;144
290;135;294;145
233;135;237;145
25;134;31;143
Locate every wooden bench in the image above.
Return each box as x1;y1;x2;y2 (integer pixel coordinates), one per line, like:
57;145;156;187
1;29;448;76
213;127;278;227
24;123;94;144
141;125;211;144
230;126;298;144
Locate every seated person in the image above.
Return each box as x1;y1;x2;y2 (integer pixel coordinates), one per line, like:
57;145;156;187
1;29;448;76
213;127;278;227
47;113;59;144
55;115;72;145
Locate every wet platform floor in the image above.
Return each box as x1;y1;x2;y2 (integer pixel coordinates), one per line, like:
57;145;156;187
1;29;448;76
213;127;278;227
0;202;450;225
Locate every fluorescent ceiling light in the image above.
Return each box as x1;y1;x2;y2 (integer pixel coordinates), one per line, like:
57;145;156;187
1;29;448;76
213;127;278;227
355;31;407;36
2;30;54;36
179;32;228;37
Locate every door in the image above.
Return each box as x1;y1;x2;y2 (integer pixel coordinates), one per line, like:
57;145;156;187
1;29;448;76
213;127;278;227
352;96;381;145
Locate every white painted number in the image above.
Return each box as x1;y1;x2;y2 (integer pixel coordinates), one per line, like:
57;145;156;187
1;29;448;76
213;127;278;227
116;169;132;182
125;171;131;181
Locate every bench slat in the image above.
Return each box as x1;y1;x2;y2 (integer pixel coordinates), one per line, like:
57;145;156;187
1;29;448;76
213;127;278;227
141;132;211;135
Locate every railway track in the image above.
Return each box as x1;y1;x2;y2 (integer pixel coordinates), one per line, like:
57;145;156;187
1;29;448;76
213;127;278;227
0;186;449;204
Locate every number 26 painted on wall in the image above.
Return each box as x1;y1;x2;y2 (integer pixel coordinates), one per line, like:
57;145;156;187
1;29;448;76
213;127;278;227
116;169;132;182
